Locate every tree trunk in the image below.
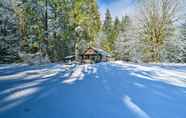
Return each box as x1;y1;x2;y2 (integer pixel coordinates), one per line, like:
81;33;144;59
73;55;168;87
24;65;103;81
75;39;80;61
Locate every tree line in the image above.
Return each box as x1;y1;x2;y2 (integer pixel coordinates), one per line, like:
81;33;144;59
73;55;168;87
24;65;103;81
0;0;186;64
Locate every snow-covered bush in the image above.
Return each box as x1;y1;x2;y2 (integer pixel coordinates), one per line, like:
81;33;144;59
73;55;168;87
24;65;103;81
19;52;50;65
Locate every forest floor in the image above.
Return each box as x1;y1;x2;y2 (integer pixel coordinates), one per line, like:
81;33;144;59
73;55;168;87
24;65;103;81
0;61;186;118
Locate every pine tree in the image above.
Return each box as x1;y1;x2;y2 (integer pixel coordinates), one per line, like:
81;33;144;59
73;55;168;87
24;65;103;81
113;17;120;33
0;0;20;63
101;9;113;52
72;0;101;60
111;17;121;55
103;9;113;33
1;0;102;63
114;16;136;61
46;0;73;61
101;10;121;53
15;0;47;54
83;0;101;44
180;20;186;62
120;15;130;32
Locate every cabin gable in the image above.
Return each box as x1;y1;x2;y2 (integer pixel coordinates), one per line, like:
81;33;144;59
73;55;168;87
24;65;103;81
84;48;97;55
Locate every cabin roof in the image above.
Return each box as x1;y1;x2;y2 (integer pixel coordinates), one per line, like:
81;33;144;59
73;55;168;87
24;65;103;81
83;47;111;57
64;55;75;59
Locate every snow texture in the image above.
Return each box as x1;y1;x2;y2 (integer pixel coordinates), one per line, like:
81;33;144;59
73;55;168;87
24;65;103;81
0;61;186;118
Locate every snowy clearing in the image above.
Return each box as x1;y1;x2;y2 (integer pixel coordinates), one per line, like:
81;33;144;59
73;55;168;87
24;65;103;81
0;62;186;118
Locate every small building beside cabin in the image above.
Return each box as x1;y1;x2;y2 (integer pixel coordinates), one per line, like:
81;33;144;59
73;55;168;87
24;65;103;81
81;47;112;64
64;55;75;64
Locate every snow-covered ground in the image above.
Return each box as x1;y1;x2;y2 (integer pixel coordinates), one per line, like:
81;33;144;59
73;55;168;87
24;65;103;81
0;61;186;118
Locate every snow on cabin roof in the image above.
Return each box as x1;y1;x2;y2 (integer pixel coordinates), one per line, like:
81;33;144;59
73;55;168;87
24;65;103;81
64;55;75;59
86;47;112;57
93;48;111;57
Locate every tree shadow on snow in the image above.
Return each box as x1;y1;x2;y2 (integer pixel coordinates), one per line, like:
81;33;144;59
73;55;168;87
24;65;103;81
0;64;77;116
90;63;186;118
0;63;186;118
59;63;186;118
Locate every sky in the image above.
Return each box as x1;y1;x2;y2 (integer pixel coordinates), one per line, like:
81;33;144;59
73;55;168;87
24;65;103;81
97;0;137;21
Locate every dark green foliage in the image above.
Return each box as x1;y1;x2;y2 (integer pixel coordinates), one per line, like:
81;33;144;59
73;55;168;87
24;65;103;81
0;0;185;64
11;0;101;62
101;9;121;53
0;0;20;63
180;20;186;62
120;16;130;32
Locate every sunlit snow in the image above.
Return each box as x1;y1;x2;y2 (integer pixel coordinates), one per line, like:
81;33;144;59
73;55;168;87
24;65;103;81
0;62;186;118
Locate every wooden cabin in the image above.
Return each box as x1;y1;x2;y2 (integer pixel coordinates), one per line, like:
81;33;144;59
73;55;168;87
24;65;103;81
81;47;111;64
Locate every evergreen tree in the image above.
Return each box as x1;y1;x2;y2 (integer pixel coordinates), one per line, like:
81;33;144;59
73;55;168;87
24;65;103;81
48;0;75;61
120;15;130;32
101;10;121;53
12;0;102;62
113;17;120;33
180;20;186;62
0;0;20;63
103;9;113;32
14;0;47;54
111;17;121;55
69;0;101;60
114;16;136;61
83;0;101;44
101;9;113;52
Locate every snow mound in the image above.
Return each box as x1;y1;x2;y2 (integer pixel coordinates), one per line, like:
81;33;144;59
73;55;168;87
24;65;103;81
19;52;50;65
114;61;186;87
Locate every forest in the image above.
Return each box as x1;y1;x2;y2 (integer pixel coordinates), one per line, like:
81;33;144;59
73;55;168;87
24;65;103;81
0;0;186;64
1;1;186;118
